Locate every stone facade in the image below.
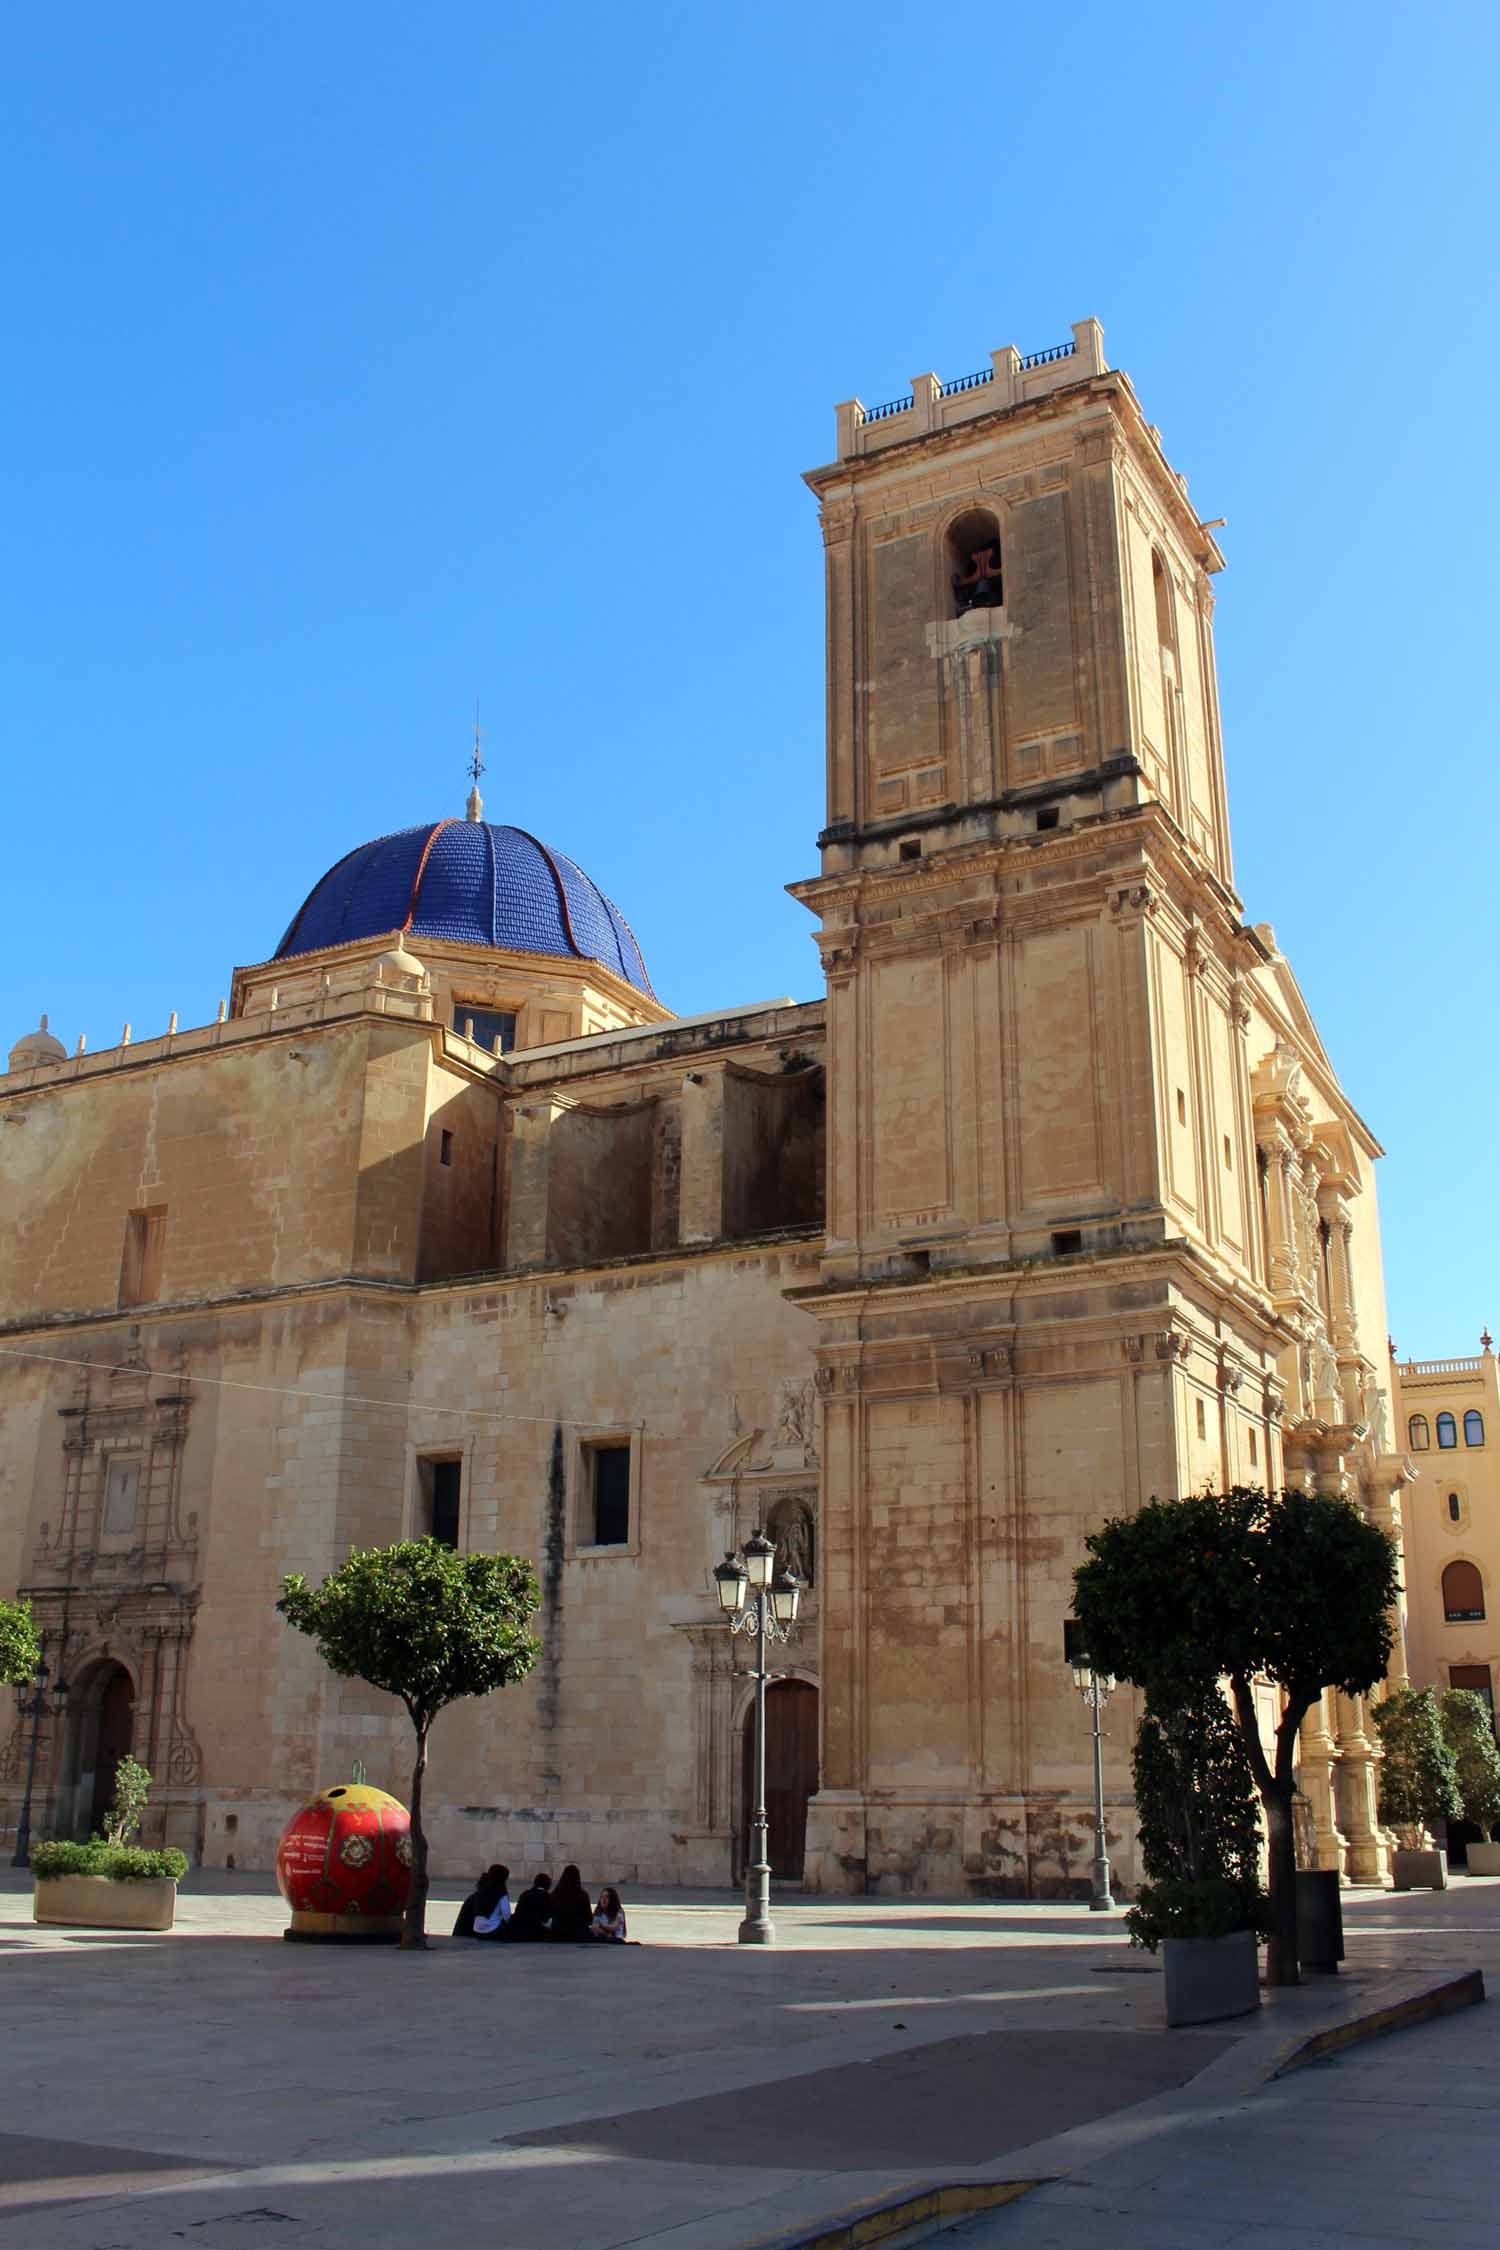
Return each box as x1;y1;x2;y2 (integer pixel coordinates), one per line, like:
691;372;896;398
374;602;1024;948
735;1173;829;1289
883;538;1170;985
1391;1340;1500;1723
0;317;1407;1891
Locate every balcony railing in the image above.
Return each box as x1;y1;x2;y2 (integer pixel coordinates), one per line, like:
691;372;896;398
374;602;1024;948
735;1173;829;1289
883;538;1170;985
1400;1357;1483;1376
1020;341;1076;369
939;367;993;397
862;395;912;423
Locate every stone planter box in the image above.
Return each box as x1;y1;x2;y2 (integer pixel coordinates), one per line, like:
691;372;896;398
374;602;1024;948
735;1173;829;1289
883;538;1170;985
1464;1842;1500;1875
1391;1847;1448;1892
1162;1928;1261;2027
33;1875;177;1931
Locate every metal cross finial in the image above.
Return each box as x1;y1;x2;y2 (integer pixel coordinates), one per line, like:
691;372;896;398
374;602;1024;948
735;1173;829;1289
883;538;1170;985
465;701;485;823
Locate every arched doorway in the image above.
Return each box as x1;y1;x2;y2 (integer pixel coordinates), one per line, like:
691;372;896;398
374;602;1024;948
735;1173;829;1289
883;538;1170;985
742;1680;818;1881
61;1663;136;1841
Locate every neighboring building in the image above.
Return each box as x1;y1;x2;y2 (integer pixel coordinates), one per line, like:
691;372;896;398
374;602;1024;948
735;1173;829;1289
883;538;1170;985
0;320;1409;1892
1392;1339;1499;1719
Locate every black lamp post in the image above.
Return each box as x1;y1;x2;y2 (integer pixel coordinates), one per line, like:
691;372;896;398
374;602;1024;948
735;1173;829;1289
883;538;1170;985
12;1655;67;1870
1064;1618;1116;1911
714;1532;802;1945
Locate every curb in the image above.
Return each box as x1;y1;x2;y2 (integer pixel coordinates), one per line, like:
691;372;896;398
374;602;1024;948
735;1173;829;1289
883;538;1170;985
746;2178;1042;2250
1267;1967;1485;2077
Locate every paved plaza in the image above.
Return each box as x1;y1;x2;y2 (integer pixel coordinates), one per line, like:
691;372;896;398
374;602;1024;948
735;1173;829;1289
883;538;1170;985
0;1871;1494;2249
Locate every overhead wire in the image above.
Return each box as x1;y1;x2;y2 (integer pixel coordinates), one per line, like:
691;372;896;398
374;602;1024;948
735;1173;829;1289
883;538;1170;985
0;1343;645;1432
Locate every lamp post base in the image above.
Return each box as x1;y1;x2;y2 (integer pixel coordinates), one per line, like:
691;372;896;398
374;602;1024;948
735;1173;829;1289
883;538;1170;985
737;1912;776;1945
1089;1850;1113;1911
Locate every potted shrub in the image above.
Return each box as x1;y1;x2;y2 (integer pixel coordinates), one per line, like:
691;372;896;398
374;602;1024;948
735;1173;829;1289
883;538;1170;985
1372;1687;1461;1889
1125;1685;1270;2027
1441;1689;1500;1873
31;1757;187;1931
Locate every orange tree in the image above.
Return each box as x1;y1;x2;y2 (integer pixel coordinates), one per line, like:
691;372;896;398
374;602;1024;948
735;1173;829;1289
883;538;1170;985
0;1596;41;1687
1073;1486;1399;1986
279;1540;540;1947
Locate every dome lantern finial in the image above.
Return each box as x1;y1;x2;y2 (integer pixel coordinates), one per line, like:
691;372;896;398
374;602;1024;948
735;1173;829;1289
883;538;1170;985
465;701;485;823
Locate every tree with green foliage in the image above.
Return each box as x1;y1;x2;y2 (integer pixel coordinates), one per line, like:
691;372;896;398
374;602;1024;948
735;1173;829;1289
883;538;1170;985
0;1596;41;1687
1372;1685;1462;1848
278;1540;541;1947
1441;1689;1500;1835
1074;1485;1400;1986
101;1755;153;1847
1126;1682;1269;1951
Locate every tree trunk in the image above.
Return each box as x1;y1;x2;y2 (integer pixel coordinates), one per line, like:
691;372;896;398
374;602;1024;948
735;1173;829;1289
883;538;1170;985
1263;1777;1299;1986
402;1719;430;1950
1229;1672;1302;1987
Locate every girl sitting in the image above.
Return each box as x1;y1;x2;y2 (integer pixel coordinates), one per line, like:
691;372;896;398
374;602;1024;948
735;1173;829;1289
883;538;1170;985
590;1886;628;1943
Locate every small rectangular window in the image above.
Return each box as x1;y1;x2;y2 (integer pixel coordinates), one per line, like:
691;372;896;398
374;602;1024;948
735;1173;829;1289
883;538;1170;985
1249;1428;1258;1466
453;1003;517;1054
586;1443;631;1547
898;837;922;862
439;1129;454;1167
1195;1398;1207;1439
1035;807;1060;832
418;1457;462;1549
119;1207;167;1308
102;1459;141;1536
1051;1229;1083;1257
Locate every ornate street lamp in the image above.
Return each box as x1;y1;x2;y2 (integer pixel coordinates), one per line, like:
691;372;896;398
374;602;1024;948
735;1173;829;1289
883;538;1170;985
1064;1618;1116;1912
12;1652;67;1870
714;1531;802;1945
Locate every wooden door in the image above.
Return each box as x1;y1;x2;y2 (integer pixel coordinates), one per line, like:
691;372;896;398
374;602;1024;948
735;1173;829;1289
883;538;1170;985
89;1669;135;1838
743;1681;819;1880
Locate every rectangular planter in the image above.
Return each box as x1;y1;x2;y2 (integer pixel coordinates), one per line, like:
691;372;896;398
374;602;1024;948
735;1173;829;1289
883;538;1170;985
1391;1847;1448;1893
1162;1927;1261;2027
1464;1842;1500;1875
33;1874;177;1931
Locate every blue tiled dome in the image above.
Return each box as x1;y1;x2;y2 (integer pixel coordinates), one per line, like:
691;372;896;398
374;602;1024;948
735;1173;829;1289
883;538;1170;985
275;821;655;997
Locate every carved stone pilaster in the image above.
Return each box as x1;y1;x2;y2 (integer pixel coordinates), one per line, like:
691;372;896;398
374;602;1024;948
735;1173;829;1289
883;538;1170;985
1298;1693;1347;1873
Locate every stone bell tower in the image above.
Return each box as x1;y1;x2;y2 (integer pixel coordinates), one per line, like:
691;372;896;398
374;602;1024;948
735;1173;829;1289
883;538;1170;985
788;320;1389;1896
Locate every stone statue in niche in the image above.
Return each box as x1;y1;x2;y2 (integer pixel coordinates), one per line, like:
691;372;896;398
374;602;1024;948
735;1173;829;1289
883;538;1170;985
768;1499;815;1591
952;545;1003;613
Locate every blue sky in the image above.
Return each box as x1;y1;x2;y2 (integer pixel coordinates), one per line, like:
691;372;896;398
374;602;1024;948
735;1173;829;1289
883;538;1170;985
3;4;1496;1352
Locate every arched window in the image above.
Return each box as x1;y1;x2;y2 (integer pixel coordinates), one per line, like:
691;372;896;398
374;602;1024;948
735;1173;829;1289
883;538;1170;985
1408;1414;1430;1450
1443;1560;1486;1622
1448;1492;1463;1524
1437;1412;1458;1449
948;507;1003;616
1464;1410;1485;1447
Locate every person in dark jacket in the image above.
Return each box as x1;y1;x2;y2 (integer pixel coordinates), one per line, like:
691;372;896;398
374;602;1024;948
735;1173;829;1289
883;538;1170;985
501;1872;553;1941
548;1864;592;1942
453;1864;508;1938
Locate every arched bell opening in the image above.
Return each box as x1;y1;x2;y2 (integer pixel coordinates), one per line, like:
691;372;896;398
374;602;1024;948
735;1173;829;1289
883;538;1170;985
947;507;1004;615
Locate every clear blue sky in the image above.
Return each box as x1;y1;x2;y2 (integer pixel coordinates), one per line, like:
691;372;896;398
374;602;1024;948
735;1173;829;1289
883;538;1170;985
4;4;1495;1353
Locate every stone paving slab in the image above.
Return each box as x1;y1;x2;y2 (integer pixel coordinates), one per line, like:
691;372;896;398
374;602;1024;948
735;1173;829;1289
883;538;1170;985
948;1993;1500;2248
0;1872;1492;2249
508;2026;1232;2173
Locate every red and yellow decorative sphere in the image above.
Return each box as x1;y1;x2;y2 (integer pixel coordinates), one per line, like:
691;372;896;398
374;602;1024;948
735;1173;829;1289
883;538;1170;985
275;1782;412;1942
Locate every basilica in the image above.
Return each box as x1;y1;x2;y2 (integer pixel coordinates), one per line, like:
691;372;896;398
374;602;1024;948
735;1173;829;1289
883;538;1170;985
0;319;1412;1893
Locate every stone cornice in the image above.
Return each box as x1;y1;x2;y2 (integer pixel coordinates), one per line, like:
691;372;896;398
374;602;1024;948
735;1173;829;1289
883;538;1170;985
0;1227;827;1346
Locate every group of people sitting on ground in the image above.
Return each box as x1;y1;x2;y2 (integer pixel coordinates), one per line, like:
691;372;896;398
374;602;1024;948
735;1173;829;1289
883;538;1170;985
452;1863;629;1944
